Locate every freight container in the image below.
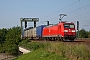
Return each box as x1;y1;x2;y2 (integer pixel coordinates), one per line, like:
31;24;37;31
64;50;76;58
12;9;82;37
32;27;36;37
24;27;33;38
36;25;46;37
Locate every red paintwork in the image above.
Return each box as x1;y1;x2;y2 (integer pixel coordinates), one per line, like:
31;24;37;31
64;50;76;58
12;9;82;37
42;22;76;38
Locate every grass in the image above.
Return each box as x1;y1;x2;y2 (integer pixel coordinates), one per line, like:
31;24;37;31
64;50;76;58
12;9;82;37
14;49;68;60
48;42;90;60
14;40;90;60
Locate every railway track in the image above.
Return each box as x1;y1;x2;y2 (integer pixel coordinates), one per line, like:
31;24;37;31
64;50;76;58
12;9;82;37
31;39;90;42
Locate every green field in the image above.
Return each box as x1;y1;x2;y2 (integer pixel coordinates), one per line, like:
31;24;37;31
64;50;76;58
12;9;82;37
14;48;68;60
13;40;90;60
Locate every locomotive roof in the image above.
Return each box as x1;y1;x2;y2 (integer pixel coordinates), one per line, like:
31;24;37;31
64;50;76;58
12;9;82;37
58;21;74;24
44;21;74;28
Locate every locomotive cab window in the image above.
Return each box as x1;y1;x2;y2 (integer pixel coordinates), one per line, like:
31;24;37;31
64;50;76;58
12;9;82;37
64;24;74;28
70;25;74;28
64;25;69;28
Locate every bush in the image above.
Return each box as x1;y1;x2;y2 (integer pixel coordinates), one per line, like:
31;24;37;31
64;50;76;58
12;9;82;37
0;44;5;53
19;41;47;51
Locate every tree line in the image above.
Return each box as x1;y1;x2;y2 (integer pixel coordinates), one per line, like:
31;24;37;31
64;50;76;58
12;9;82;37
77;29;90;38
0;26;21;55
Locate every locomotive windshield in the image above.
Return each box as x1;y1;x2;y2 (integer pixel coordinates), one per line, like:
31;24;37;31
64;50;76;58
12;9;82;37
64;24;74;28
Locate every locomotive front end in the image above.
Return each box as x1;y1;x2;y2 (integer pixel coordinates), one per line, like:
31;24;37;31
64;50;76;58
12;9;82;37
64;22;76;40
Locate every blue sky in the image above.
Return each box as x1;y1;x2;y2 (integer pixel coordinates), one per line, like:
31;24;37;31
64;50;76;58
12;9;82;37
0;0;90;30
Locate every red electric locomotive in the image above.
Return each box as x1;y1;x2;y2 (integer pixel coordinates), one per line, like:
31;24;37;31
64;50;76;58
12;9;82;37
42;22;76;41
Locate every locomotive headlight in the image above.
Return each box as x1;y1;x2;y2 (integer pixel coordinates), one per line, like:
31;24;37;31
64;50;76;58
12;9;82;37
64;30;68;32
72;30;75;32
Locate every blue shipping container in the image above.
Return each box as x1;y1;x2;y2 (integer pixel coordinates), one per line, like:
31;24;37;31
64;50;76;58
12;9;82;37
36;25;46;37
